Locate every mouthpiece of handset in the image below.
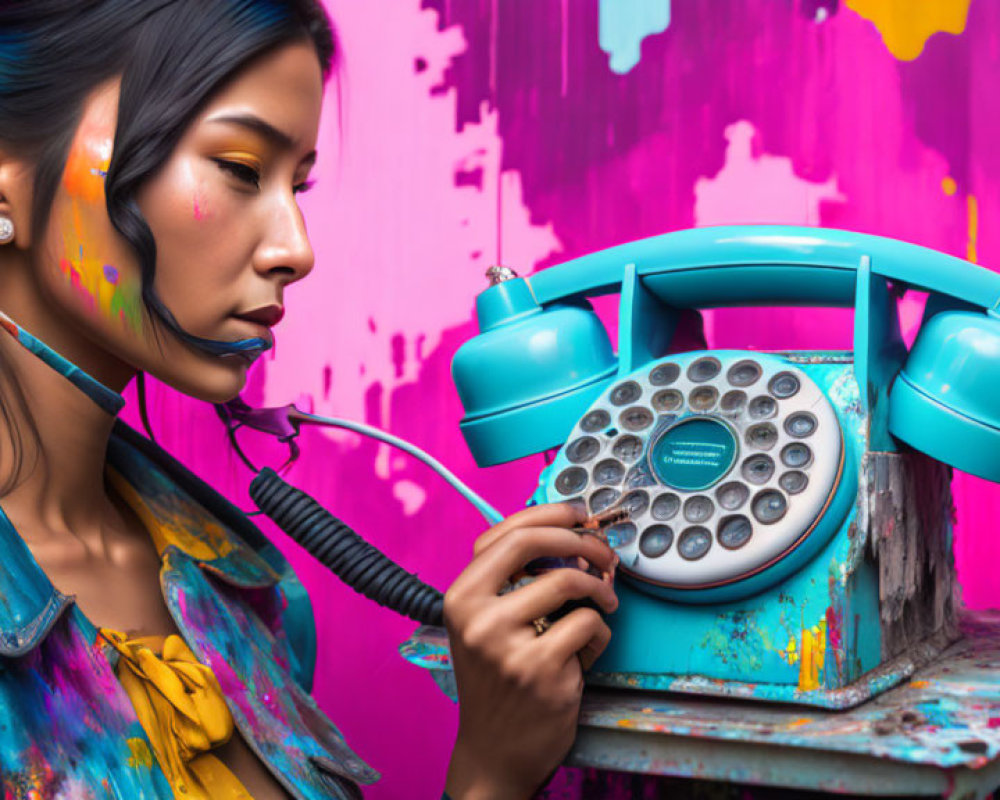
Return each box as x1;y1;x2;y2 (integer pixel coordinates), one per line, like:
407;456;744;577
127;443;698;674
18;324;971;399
511;502;628;631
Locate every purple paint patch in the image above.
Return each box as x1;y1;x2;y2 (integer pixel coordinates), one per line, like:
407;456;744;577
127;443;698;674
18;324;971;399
103;264;119;285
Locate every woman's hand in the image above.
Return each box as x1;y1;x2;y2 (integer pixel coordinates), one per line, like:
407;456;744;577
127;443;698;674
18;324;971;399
443;503;618;800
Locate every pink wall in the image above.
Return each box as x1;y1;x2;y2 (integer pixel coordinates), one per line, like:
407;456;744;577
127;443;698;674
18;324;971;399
123;1;1000;795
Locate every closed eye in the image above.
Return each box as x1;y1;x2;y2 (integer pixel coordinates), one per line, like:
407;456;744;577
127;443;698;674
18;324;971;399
213;158;261;189
293;179;316;195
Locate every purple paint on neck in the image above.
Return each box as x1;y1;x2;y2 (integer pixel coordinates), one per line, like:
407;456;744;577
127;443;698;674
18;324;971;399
103;264;119;285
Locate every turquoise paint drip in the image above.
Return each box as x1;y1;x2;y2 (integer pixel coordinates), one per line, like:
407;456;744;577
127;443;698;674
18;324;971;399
598;0;670;74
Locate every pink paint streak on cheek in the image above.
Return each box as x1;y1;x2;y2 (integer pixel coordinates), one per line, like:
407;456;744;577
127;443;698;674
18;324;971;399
192;185;211;221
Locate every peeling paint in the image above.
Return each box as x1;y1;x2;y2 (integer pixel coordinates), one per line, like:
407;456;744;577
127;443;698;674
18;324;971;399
698;611;766;674
861;451;958;660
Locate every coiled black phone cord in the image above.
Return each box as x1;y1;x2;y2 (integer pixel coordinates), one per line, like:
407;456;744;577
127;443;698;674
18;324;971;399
250;467;445;626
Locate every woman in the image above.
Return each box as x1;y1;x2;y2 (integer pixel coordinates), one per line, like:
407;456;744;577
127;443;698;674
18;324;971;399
0;1;618;798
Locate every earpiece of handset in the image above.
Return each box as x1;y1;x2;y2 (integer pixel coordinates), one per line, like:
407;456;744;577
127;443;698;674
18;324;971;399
453;276;617;467
888;309;1000;482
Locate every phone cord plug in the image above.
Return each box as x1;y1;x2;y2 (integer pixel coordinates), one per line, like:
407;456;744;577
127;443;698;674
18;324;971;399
249;467;444;626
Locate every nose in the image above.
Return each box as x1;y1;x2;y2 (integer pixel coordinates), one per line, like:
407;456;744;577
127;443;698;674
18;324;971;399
253;194;315;283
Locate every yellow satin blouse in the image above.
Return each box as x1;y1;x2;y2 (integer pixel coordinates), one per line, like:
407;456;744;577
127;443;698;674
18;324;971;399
100;628;255;800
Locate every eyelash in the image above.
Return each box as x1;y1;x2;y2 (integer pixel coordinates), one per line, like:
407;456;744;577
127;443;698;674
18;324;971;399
213;158;315;195
214;158;260;189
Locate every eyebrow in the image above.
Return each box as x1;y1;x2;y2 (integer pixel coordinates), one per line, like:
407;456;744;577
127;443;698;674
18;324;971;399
207;113;317;165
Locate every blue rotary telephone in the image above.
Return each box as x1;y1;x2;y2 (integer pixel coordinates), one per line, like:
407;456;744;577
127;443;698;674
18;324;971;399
450;225;1000;708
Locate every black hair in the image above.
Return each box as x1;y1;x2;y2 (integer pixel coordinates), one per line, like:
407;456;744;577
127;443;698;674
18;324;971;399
0;0;337;490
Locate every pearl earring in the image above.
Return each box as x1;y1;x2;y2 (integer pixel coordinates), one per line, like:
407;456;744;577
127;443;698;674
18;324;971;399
0;216;13;245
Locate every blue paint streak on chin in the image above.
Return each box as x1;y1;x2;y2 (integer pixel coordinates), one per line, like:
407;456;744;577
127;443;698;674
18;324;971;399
598;0;671;75
193;336;272;362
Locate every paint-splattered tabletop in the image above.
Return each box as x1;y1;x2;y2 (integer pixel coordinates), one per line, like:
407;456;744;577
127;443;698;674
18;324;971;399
402;609;1000;797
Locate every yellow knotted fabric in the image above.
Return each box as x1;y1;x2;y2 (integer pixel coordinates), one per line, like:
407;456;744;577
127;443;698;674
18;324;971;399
99;628;255;800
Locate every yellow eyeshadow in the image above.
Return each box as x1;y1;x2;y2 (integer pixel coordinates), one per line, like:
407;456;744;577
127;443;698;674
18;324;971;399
213;150;263;169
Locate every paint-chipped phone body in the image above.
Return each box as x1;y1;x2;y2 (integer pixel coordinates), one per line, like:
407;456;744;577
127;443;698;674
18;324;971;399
452;226;1000;708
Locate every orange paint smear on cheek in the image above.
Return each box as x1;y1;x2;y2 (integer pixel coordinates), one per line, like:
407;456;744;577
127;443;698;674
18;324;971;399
59;132;144;335
62;134;108;202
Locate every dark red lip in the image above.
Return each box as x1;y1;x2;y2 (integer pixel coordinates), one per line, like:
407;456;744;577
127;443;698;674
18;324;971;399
234;305;284;327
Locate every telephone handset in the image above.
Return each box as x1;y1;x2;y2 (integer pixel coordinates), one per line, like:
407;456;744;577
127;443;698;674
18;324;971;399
452;225;999;706
455;225;1000;478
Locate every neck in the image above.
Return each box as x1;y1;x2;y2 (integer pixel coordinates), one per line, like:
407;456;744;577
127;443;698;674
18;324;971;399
0;331;124;530
0;254;133;534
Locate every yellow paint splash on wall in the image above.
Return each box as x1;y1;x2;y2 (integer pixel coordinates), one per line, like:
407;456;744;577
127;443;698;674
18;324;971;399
967;193;978;263
941;177;977;263
798;619;827;692
846;0;971;61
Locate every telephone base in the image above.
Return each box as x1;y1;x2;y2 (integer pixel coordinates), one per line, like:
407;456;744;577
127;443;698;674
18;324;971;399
401;609;1000;797
564;608;1000;797
584;621;959;710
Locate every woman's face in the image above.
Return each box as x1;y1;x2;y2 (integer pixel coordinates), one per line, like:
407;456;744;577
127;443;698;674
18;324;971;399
39;39;323;402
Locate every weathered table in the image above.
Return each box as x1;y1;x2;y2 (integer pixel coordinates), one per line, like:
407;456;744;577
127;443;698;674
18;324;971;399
402;609;1000;798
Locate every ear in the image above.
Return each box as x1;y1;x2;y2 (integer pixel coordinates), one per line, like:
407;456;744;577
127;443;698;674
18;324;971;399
0;152;35;249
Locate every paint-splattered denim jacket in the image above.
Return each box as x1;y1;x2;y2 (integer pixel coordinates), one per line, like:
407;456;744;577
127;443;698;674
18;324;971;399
0;422;378;799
